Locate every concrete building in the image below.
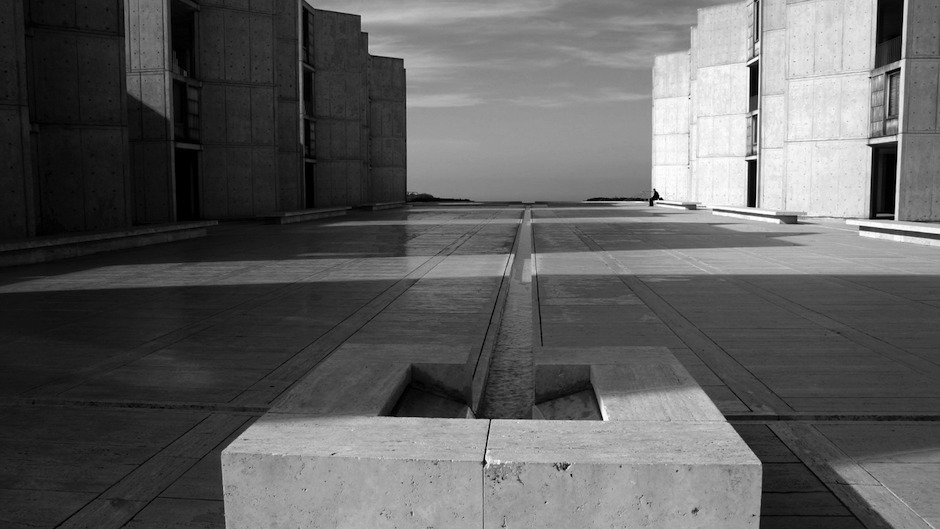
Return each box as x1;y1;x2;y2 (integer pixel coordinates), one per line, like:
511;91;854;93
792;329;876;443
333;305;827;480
1;0;133;239
1;0;406;240
653;0;940;221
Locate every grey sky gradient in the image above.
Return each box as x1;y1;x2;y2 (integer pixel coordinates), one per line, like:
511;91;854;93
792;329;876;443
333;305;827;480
314;0;728;201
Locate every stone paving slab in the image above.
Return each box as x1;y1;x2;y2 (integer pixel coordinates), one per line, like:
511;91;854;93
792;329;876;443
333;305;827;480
1;204;940;527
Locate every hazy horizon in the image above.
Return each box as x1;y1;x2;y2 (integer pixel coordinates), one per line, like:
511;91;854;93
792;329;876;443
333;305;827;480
314;0;729;202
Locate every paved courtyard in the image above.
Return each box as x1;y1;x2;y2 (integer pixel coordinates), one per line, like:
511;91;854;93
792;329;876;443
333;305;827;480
1;203;939;528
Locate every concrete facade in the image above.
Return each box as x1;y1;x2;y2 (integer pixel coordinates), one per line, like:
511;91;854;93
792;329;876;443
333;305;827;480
653;0;940;221
2;0;132;239
1;0;406;240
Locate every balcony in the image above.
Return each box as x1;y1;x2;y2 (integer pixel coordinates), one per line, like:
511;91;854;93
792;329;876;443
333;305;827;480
875;36;901;68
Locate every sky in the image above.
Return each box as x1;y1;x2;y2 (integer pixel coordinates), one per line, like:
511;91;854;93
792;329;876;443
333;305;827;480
314;0;728;201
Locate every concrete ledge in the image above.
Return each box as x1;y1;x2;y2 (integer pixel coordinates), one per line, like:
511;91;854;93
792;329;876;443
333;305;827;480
485;420;761;528
223;345;762;528
222;417;488;529
0;221;217;267
259;207;350;224
711;206;805;224
359;201;406;211
656;200;700;210
846;219;940;247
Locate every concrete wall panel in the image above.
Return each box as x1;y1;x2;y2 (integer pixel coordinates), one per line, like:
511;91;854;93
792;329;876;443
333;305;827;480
138;73;168;140
225;85;252;144
201;148;228;219
37;127;85;232
908;0;940;57
249;13;274;83
842;0;873;71
224;10;251;82
31;31;80;123
813;0;842;75
764;0;786;31
698;115;747;158
762;94;786;148
787;2;815;78
762;30;787;95
787;80;814;141
77;0;121;32
81;128;126;229
277;99;299;150
759;147;785;209
839;74;870;138
277;151;299;211
697;65;748;117
202;83;226;143
812;76;841;138
252;147;277;212
78;36;124;124
695;3;748;68
136;0;167;71
785;142;813;212
905;61;940;132
898;135;940;220
250;86;275;144
200;8;225;80
0;107;29;237
652;52;690;99
227;147;252;216
30;0;76;27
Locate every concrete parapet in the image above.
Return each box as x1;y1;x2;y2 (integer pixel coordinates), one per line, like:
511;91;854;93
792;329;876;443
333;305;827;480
223;343;762;527
655;200;700;210
846;219;940;247
0;221;217;267
711;206;805;224
259;206;351;224
222;417;488;529
485;420;761;529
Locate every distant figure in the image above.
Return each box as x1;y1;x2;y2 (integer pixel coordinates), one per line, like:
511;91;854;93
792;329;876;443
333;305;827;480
649;188;661;207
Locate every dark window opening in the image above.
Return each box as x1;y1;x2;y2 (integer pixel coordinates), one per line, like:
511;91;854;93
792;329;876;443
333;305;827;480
747;160;758;208
171;0;197;77
175;149;200;221
748;63;760;112
875;0;903;67
753;0;761;43
303;70;314;117
304;118;315;159
746;114;759;156
302;8;314;65
304;162;316;208
870;147;897;219
886;70;900;118
173;81;200;142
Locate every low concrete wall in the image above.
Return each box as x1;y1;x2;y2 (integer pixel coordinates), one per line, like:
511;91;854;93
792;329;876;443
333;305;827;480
222;345;762;528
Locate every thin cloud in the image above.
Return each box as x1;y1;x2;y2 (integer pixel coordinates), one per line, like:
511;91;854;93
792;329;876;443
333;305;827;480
408;93;486;109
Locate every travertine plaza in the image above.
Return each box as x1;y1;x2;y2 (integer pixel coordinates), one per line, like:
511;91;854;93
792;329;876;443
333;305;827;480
652;0;940;221
2;203;940;527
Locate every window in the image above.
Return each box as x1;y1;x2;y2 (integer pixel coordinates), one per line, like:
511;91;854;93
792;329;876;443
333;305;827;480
302;8;314;65
886;70;900;118
173;81;200;142
753;0;761;43
304;119;315;158
303;70;314;117
171;0;197;77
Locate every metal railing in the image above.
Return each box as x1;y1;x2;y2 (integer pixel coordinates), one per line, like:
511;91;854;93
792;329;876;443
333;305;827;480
875;37;902;68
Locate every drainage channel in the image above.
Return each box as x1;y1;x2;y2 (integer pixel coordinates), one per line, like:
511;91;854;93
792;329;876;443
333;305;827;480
477;207;536;419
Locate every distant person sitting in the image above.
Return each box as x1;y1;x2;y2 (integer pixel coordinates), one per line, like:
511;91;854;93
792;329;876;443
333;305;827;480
649;188;661;207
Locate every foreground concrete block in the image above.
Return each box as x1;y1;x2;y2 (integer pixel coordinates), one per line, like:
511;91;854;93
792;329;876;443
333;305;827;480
484;420;762;529
222;416;488;529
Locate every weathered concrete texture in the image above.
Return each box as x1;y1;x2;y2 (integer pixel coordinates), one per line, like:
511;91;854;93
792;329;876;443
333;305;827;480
0;0;32;239
370;56;407;205
222;417;488;529
17;0;132;235
484;420;762;529
651;52;692;201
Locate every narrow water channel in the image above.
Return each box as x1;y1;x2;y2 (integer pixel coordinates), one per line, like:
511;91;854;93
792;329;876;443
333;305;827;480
477;208;535;419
